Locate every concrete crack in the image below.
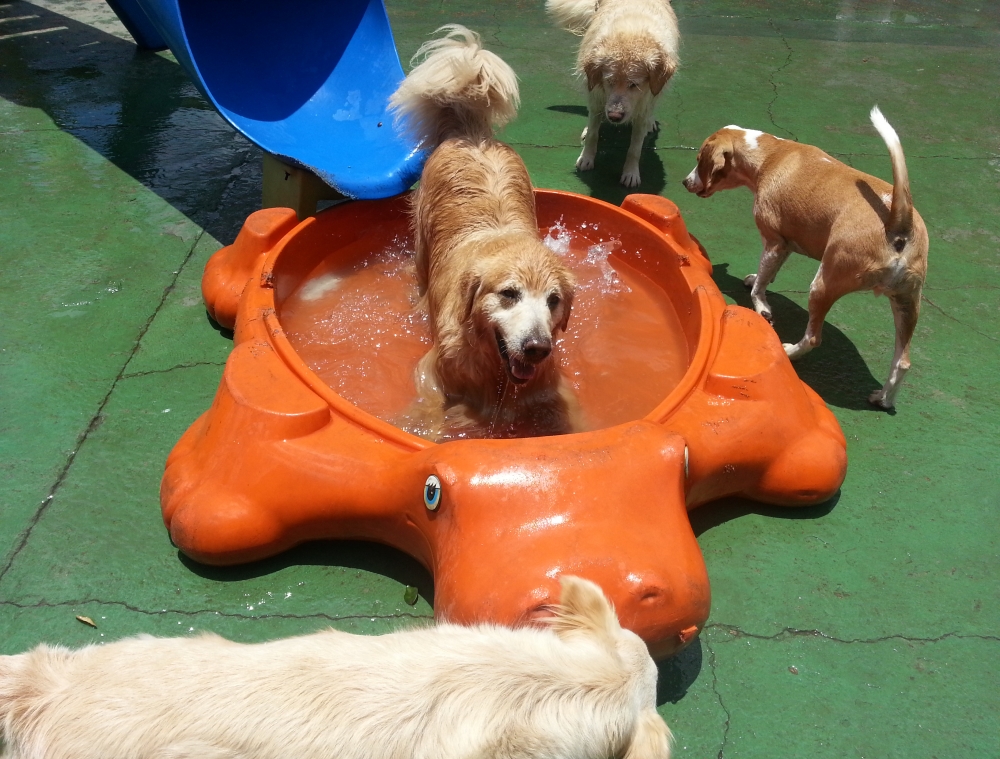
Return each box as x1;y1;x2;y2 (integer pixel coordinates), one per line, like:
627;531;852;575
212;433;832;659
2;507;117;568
0;229;206;585
121;361;227;380
0;598;432;624
703;637;732;759
921;294;997;342
705;623;1000;644
765;20;797;141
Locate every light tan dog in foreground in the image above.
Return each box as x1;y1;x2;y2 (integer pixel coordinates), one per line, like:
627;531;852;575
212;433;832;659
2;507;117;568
0;577;672;759
547;0;679;187
682;107;929;409
390;26;578;440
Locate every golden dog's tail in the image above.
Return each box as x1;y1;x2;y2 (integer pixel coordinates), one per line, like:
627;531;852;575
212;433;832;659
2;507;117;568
545;0;600;35
870;106;914;250
389;25;519;148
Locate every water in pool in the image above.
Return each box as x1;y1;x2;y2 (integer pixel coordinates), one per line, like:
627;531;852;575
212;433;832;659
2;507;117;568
281;220;688;441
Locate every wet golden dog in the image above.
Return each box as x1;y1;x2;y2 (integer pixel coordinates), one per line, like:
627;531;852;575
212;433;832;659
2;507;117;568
547;0;679;187
390;26;578;440
682;107;929;409
0;577;673;759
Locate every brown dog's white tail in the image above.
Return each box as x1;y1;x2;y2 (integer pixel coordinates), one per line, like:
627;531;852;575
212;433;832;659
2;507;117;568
546;575;621;646
870;106;914;250
389;25;519;149
545;0;600;35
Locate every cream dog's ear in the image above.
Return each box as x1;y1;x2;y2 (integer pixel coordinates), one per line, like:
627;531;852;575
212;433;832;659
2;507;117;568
623;709;673;759
547;575;620;644
646;53;677;96
583;59;604;91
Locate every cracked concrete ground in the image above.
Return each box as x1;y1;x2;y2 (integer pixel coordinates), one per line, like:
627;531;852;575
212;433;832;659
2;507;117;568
1;1;997;756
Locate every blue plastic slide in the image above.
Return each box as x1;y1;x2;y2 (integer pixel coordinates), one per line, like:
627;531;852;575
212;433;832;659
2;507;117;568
105;0;424;199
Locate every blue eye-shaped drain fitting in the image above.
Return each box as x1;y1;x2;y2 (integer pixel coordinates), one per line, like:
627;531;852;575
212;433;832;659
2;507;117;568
423;475;442;511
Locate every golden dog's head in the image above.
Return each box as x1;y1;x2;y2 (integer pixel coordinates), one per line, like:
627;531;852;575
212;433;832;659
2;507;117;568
582;34;677;124
682;128;745;198
464;237;575;385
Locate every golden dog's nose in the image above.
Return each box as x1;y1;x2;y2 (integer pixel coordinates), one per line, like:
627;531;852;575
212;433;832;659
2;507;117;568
522;336;552;362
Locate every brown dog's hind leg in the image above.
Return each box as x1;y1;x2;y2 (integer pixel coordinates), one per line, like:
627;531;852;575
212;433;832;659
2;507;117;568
783;265;845;361
869;291;920;409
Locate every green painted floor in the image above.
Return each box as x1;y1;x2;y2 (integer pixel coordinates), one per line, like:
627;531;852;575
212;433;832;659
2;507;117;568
1;0;997;756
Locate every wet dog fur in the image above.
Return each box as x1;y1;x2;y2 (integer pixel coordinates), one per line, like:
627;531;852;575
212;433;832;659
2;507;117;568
390;26;578;440
547;0;679;187
0;577;673;759
682;107;929;409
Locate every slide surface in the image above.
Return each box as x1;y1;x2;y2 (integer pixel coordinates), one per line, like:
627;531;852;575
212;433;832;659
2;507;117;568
106;0;424;199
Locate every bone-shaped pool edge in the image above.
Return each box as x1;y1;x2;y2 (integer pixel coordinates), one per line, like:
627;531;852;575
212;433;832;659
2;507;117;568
162;193;847;659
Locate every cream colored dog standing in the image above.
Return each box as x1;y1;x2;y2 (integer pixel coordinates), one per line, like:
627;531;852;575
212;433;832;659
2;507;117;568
0;577;672;759
547;0;679;187
682;107;929;409
389;26;578;441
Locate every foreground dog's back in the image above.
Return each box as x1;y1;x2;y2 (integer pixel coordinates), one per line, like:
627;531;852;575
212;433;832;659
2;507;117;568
0;577;671;759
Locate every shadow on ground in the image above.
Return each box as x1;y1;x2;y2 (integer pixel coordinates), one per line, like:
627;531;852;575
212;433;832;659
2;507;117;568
689;492;840;539
712;262;886;411
656;637;703;705
546;104;666;205
180;540;436;608
0;2;261;244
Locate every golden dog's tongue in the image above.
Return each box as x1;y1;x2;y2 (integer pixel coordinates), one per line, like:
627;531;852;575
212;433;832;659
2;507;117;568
510;356;537;381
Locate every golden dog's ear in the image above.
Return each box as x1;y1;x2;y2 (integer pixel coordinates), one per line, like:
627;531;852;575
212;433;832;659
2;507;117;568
556;279;575;333
646;54;677;96
583;59;604;91
463;274;482;323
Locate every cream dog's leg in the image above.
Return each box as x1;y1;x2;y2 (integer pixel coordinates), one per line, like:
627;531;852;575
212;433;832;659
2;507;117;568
577;89;604;171
620;120;647;187
869;292;919;409
744;234;790;323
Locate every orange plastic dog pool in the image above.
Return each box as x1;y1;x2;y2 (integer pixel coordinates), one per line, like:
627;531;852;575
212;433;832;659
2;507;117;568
162;191;847;658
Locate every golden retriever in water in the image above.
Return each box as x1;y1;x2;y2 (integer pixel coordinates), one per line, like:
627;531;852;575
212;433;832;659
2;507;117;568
389;26;578;441
0;577;673;759
547;0;679;187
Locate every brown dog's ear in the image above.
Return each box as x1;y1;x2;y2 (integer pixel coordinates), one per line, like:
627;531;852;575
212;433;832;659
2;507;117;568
646;53;677;96
583;59;604;91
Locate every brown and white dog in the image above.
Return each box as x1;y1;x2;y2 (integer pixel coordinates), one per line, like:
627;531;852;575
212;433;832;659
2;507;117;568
547;0;679;187
390;26;578;440
682;107;929;409
0;576;674;759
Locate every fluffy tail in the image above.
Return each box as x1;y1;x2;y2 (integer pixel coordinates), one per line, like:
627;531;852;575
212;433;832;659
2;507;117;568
545;0;600;35
546;575;621;647
389;25;519;149
870;106;914;248
623;708;674;759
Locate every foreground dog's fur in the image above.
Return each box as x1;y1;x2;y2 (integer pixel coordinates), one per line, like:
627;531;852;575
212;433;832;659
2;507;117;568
547;0;679;187
0;577;672;759
389;26;578;440
682;107;929;409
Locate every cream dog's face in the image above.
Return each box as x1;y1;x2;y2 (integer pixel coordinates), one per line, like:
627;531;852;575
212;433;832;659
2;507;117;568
583;47;675;124
469;247;575;384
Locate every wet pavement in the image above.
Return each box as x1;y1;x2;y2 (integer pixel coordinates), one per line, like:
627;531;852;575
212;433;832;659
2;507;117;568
1;1;997;757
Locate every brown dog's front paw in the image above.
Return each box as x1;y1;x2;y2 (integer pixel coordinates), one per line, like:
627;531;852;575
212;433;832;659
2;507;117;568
743;274;757;288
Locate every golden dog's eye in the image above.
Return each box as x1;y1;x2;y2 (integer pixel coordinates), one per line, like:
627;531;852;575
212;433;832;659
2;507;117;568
423;475;441;511
547;294;561;310
499;288;521;301
628;81;640;89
